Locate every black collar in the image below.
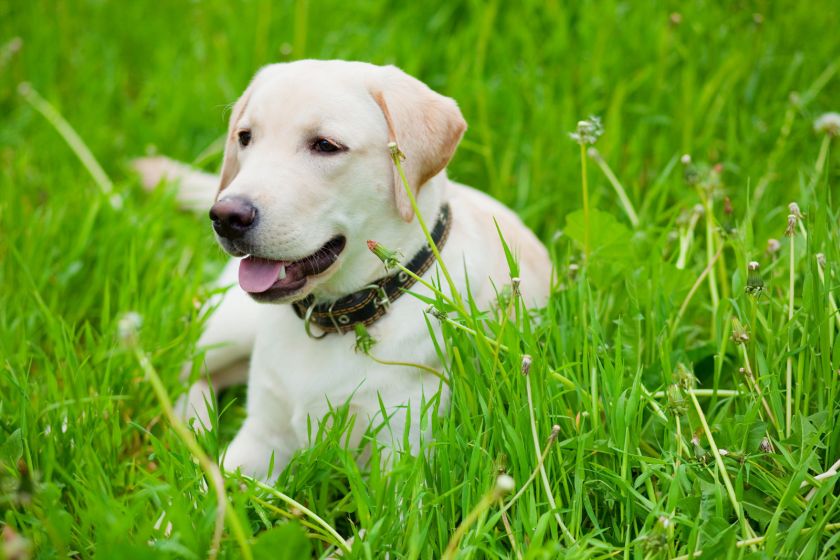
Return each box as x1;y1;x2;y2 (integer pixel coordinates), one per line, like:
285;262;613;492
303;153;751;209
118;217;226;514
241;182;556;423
292;204;452;336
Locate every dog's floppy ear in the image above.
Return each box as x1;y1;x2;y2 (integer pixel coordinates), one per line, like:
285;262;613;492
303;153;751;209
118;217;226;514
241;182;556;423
218;85;255;196
371;66;467;222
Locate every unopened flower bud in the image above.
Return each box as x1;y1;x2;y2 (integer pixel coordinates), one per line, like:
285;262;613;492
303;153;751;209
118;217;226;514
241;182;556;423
759;437;774;453
424;306;447;321
731;319;749;344
511;277;521;298
387;141;405;160
746;261;764;295
785;214;797;237
367;240;402;271
674;363;696;391
680;154;692;165
666;384;687;416
521;354;532;376
353;323;376;355
766;238;781;254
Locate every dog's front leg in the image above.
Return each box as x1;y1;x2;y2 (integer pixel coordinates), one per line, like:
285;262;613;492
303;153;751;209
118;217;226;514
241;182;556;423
178;259;260;427
223;418;297;481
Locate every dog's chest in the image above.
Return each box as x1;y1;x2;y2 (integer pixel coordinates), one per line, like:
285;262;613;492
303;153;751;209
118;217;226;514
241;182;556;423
246;301;443;423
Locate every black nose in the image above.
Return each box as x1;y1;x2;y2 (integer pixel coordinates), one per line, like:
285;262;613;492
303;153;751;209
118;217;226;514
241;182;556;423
209;197;258;239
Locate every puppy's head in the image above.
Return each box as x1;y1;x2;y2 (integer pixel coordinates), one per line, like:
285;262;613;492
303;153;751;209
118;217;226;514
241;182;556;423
210;60;466;303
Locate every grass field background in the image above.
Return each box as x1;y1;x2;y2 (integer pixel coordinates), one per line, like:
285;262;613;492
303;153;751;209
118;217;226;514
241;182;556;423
2;0;840;558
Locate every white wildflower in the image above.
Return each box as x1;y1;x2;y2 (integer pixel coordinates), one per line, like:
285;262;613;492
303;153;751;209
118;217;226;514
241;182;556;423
118;311;142;346
493;474;515;498
569;116;603;145
814;112;840;137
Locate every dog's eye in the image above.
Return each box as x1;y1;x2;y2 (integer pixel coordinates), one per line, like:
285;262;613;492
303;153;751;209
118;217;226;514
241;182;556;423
312;138;342;154
238;130;252;148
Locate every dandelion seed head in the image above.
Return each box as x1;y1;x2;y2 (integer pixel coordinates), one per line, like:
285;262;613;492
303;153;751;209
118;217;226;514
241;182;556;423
118;312;142;346
569;115;604;145
494;474;516;497
814;112;840;137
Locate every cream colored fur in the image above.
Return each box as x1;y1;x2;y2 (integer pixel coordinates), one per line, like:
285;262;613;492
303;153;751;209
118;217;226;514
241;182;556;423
135;60;551;479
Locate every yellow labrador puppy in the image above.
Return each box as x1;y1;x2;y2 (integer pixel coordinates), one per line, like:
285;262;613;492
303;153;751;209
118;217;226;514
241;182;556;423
136;60;551;479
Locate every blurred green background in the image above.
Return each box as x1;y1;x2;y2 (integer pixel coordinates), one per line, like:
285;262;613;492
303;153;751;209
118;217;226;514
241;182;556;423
4;1;838;233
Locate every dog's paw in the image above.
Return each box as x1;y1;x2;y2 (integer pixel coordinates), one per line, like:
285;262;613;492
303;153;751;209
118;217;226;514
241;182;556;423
223;427;289;482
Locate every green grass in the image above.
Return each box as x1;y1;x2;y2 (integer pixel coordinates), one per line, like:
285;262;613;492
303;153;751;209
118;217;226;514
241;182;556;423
2;0;840;557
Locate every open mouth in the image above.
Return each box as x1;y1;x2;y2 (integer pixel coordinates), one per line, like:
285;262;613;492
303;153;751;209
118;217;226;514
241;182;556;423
238;235;346;301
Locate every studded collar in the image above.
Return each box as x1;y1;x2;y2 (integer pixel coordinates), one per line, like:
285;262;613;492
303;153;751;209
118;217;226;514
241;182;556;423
291;204;452;337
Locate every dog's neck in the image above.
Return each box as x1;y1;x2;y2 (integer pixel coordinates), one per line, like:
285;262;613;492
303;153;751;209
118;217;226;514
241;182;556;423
308;173;448;303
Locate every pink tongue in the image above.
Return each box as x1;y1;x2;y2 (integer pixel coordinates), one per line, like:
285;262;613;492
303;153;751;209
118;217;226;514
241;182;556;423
239;257;284;293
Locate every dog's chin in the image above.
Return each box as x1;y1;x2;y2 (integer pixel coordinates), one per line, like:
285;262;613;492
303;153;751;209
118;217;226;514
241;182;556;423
218;235;347;304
